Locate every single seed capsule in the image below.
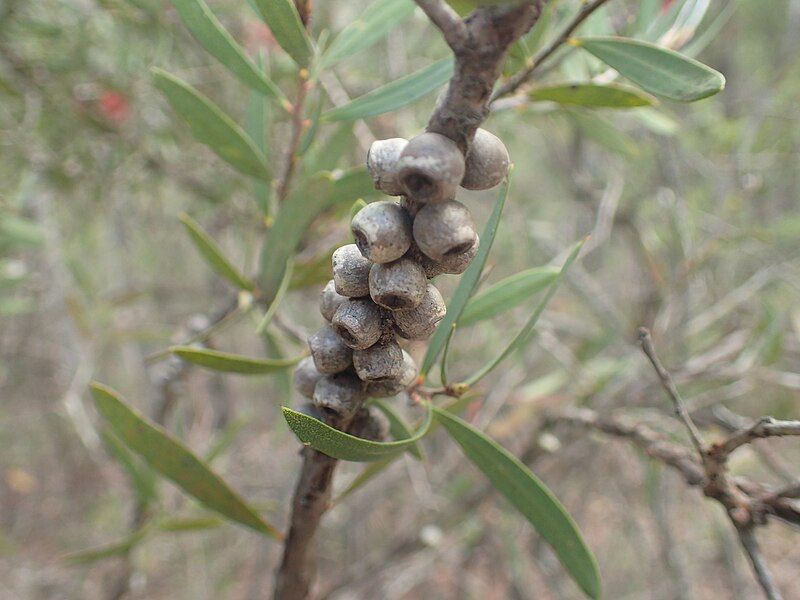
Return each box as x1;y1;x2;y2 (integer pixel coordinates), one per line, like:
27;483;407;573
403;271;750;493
437;234;479;275
367;350;418;397
397;132;465;204
313;371;365;420
353;337;403;382
369;258;427;310
320;279;347;321
351;407;391;442
413;200;477;262
351;200;412;264
367;138;408;196
392;283;447;340
461;128;510;191
308;325;353;375
331;298;383;350
294;356;323;399
296;401;324;421
332;244;372;298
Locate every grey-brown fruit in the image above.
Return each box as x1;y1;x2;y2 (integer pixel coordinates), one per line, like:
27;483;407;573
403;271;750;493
351;201;412;264
437;234;479;274
331;298;383;350
461;128;510;191
366;350;418;397
392;283;447;340
332;244;372;297
413;200;477;261
369;258;427;310
397;132;465;204
308;325;353;374
296;401;324;421
353;337;403;382
351;407;391;442
320;279;346;321
313;371;365;420
293;356;323;399
367;138;408;196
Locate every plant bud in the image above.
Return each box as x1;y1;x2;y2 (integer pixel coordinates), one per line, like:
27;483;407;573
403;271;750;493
367;138;408;196
369;258;427;310
351;200;413;264
351;407;391;442
367;350;418;397
461;128;510;190
308;325;353;374
397;132;465;204
436;234;479;274
392;283;447;340
313;371;365;420
320;279;347;321
413;200;477;262
293;356;323;399
353;337;403;382
331;298;383;350
332;244;372;297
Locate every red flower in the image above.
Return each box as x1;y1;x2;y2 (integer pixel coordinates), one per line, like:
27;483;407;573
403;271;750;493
99;90;130;125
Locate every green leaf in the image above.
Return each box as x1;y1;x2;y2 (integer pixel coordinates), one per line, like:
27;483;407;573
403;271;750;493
152;68;271;180
157;516;225;532
321;0;416;68
334;456;397;503
574;36;725;102
255;258;293;334
281;403;433;462
631;106;678;136
169;0;284;101
258;167;377;299
170;346;301;374
252;0;312;67
459;266;559;327
569;110;637;156
530;82;656;108
179;213;253;291
63;529;149;565
90;383;281;539
322;57;454;122
462;240;583;386
373;399;424;460
432;406;600;599
101;428;157;505
421;177;510;375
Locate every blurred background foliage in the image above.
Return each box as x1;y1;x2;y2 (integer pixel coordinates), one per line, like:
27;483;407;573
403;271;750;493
1;0;799;598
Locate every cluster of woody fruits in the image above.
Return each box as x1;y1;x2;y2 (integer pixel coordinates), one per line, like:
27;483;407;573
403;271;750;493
293;128;510;438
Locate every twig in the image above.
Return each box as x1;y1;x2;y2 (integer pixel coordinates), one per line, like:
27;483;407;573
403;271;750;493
277;71;311;203
491;0;614;101
713;417;800;458
638;327;706;455
737;528;784;600
771;481;800;500
414;0;468;50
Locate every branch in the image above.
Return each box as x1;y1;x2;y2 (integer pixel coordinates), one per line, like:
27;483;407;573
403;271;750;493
737;528;784;600
638;327;706;455
491;0;614;101
414;0;467;50
712;417;800;457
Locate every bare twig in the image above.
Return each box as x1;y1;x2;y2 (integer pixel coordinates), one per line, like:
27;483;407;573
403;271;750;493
638;327;706;455
277;71;311;203
737;528;784;600
491;0;614;101
771;481;800;500
713;417;800;458
414;0;467;50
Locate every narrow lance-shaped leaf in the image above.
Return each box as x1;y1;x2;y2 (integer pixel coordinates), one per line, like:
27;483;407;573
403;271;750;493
100;428;157;505
323;58;454;122
462;240;584;386
63;529;150;566
258;168;377;299
573;36;725;102
253;0;312;67
432;407;601;599
421;176;511;375
89;383;282;539
170;346;301;374
321;0;416;68
169;0;285;102
459;265;559;327
373;399;424;460
179;213;254;291
529;82;656;108
281;403;433;462
152;68;271;180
